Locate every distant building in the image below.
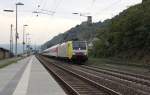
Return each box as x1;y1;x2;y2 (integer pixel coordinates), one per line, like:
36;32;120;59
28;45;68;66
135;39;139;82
0;48;13;60
81;16;92;26
87;16;92;24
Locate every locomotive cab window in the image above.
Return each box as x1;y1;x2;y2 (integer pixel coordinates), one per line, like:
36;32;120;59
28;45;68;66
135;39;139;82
73;41;86;50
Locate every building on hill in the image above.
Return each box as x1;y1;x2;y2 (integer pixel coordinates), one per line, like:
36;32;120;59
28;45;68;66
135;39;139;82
81;16;92;26
0;48;13;60
87;16;92;24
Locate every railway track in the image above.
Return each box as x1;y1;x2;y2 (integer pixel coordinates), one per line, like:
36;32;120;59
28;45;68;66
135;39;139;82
37;55;150;95
37;56;120;95
71;65;150;94
82;65;150;86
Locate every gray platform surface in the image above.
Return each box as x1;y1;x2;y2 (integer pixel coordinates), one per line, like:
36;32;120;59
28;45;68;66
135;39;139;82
0;56;66;95
27;56;66;95
0;57;31;95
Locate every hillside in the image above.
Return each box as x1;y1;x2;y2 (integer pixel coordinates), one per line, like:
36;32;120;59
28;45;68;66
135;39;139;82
41;20;109;49
92;0;150;63
41;0;150;64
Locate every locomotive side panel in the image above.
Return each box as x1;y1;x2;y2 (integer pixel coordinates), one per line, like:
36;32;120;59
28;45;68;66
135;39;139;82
67;41;73;59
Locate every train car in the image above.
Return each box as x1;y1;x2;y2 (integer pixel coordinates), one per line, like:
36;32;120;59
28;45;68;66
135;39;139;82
43;45;59;57
42;41;88;63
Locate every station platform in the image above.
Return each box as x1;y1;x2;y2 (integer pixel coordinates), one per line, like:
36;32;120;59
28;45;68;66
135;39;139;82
0;56;66;95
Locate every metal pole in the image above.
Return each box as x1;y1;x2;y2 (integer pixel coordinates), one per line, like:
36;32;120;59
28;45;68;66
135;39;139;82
26;33;29;54
15;4;18;56
10;25;11;53
23;25;28;54
23;26;25;54
11;25;13;54
10;24;13;55
27;37;30;55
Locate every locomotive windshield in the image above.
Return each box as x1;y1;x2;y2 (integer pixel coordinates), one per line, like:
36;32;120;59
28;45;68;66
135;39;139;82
72;41;86;50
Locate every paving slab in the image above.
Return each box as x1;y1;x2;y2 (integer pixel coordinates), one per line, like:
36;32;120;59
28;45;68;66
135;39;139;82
0;56;66;95
26;56;66;95
0;57;31;95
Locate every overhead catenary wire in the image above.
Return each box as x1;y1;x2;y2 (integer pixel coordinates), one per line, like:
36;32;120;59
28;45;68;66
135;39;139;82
33;0;133;20
91;0;96;8
92;0;122;17
34;0;63;16
88;0;96;16
47;0;63;16
99;0;122;12
53;0;63;12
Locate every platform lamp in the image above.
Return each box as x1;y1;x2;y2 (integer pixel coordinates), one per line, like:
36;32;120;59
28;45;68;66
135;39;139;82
23;24;28;54
15;2;24;56
3;10;14;56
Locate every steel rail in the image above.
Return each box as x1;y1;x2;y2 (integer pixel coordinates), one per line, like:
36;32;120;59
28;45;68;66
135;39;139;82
37;55;121;95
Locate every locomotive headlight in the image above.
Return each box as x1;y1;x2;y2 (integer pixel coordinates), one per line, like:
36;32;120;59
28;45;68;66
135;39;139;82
73;52;76;55
72;51;87;55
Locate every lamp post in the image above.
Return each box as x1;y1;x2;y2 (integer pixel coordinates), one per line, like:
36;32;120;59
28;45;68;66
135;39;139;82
23;25;28;54
15;2;24;56
10;24;13;56
4;2;24;56
3;10;14;56
28;38;31;55
26;33;30;55
3;10;14;12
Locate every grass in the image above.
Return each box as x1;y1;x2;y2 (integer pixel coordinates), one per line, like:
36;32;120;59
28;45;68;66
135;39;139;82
88;57;150;69
0;58;22;69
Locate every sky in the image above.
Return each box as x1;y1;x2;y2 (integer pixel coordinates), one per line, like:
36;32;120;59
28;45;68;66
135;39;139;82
0;0;142;45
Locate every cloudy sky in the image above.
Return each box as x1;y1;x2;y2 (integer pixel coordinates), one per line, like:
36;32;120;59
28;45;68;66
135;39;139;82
0;0;142;45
